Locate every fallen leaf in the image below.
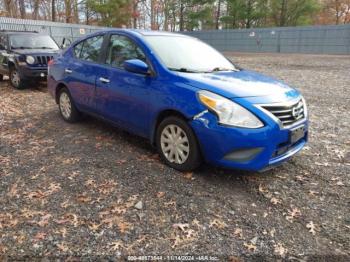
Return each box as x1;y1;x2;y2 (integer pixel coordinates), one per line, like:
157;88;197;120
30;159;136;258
209;219;227;229
258;184;269;194
183;172;194;180
192;219;201;228
34;232;47;242
84;179;96;187
156;191;165;198
274;243;287;257
306;221;317;235
243;242;257;252
234;228;243;239
109;240;124;250
118;221;132;233
116;159;127;165
173;223;189;232
88;223;101;232
47;182;61;194
270;197;282;205
8;183;19;198
37;214;52;227
76;194;91;203
25;190;46;199
57;242;69;252
286;207;301;222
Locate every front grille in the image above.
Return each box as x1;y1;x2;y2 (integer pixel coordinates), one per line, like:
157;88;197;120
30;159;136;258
260;99;305;127
36;56;53;66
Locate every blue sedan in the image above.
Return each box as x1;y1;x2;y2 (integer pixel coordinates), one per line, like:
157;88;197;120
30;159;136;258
48;29;308;172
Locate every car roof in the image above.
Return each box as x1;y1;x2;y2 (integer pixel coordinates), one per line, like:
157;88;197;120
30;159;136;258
96;28;191;38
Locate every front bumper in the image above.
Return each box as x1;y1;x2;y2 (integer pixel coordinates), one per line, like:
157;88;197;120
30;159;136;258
190;110;308;172
18;65;48;79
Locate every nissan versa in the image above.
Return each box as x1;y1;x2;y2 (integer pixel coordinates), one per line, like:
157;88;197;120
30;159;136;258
48;29;308;172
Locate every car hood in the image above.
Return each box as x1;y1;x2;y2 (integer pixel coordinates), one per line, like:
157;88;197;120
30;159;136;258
178;70;300;103
12;49;60;55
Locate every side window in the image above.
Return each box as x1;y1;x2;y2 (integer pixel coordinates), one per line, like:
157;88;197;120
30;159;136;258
0;35;6;50
76;35;104;62
106;35;146;69
73;41;84;58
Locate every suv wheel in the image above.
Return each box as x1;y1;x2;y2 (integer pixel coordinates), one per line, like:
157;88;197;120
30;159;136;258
156;116;202;171
58;88;81;123
10;68;26;89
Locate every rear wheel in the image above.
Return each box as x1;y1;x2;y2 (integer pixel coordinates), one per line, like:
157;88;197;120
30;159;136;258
10;68;26;89
156;116;202;171
58;88;81;123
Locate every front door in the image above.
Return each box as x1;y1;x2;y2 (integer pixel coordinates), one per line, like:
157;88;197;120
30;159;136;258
95;34;153;137
0;35;9;75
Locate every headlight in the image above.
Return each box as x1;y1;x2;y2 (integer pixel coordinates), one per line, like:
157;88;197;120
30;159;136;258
26;55;35;64
198;90;264;128
301;95;308;118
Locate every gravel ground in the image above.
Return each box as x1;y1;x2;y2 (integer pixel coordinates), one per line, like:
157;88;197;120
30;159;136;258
0;53;349;260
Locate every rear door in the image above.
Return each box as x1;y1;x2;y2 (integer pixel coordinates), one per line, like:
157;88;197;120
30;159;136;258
64;34;105;113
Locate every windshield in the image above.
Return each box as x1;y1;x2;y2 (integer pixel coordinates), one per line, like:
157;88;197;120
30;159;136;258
144;35;236;73
9;34;59;50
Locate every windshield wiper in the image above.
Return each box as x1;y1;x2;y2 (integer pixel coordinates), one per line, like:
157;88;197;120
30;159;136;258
12;46;33;49
208;67;237;73
168;67;204;73
36;47;54;49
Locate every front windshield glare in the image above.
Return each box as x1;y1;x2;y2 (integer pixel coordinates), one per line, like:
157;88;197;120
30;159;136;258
144;35;236;73
10;34;59;50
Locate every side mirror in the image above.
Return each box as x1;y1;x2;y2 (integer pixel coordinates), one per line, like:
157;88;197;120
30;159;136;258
61;37;72;49
123;59;149;75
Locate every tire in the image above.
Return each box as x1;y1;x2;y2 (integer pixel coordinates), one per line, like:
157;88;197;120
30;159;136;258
10;68;26;89
0;74;3;81
58;87;81;123
156;116;202;171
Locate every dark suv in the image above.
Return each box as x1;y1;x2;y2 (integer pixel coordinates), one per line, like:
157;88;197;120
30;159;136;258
0;30;60;89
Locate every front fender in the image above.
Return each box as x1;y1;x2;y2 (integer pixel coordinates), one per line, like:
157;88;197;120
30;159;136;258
148;81;206;144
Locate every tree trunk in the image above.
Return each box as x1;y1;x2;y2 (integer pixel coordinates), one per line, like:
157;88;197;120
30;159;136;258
133;0;138;28
74;0;79;23
280;0;287;26
215;0;222;30
19;0;26;19
4;0;13;17
179;1;184;31
52;0;56;21
33;0;40;19
65;0;72;23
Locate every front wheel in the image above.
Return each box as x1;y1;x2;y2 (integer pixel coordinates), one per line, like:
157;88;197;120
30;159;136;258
156;116;202;172
58;88;81;123
10;68;26;89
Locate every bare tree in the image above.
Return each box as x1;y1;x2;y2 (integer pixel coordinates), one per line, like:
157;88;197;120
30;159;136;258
52;0;56;21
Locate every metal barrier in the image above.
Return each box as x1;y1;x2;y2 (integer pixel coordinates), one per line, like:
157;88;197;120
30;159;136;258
0;17;105;44
1;17;349;54
184;25;350;54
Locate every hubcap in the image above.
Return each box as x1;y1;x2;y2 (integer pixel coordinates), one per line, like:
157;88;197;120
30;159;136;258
11;70;20;87
59;92;72;119
160;124;190;164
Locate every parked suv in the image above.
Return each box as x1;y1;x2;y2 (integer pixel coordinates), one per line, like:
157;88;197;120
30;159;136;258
0;30;60;89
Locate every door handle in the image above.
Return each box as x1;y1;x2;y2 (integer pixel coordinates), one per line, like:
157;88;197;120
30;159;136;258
99;77;110;83
65;68;72;74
